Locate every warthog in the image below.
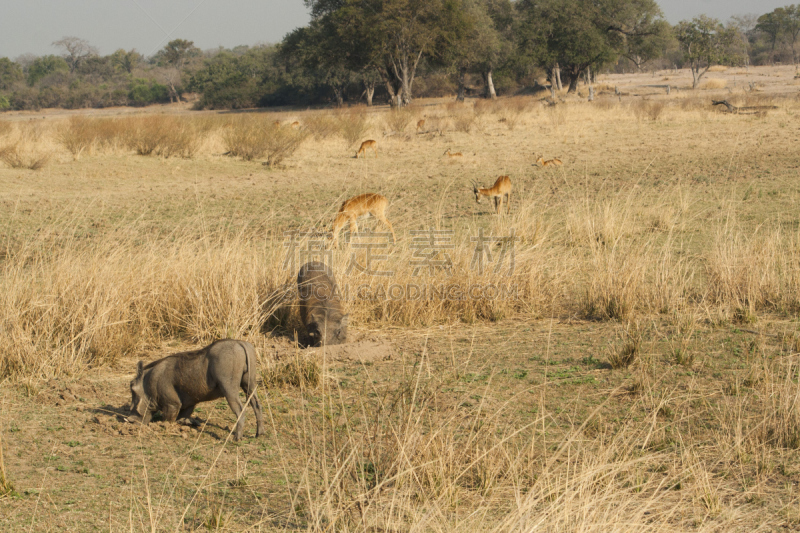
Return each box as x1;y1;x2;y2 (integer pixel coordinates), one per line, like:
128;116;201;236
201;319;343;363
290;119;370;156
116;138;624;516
297;261;348;346
127;339;265;441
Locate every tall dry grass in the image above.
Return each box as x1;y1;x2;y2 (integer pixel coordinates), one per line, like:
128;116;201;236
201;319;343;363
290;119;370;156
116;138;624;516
222;115;309;165
0;122;50;170
334;108;369;147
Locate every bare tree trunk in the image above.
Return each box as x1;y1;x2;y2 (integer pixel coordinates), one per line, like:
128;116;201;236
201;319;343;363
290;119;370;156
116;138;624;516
554;63;563;91
364;82;375;106
456;66;467;102
379;67;400;107
485;66;497;99
333;86;344;107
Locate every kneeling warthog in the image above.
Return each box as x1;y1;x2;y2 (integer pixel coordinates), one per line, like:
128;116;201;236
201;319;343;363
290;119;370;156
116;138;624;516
127;339;265;441
297;261;348;346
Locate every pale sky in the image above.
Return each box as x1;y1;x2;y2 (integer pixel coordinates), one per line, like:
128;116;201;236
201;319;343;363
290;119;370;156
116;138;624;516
0;1;791;60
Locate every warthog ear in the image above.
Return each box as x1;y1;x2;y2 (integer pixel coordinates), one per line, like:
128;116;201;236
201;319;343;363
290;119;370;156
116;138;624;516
136;360;144;378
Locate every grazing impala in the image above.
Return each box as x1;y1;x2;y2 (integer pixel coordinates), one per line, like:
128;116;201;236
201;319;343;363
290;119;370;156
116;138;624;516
416;119;426;131
536;156;562;167
472;176;512;215
444;148;463;157
355;140;378;158
291;121;300;128
331;193;396;246
273;120;281;127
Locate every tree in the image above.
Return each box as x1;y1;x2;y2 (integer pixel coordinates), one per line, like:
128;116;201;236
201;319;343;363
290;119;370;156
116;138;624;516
756;11;783;63
282;18;355;106
154;39;201;102
0;58;23;91
728;14;759;67
110;49;143;74
517;0;666;93
52;37;97;74
779;5;800;64
676;15;739;89
305;0;467;106
26;55;69;86
623;19;673;71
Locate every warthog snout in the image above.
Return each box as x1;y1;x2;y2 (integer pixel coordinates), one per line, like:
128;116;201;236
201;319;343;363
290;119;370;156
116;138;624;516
297;261;348;347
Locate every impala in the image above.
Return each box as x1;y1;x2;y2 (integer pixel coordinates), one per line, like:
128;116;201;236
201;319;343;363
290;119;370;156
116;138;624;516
291;121;300;128
444;148;463;157
416;119;426;131
472;176;512;215
355;140;378;158
331;193;396;246
536;156;562;167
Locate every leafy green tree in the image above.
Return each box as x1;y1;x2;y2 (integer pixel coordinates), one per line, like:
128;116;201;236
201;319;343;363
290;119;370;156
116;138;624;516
282;18;355;106
778;5;800;64
305;0;468;106
517;0;665;93
110;49;143;74
0;58;23;91
623;19;673;71
728;14;758;67
756;11;784;62
27;55;69;86
153;39;202;102
189;46;287;109
676;15;739;88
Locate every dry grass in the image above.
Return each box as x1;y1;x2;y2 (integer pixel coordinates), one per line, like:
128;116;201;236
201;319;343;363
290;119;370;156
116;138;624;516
0;431;15;499
0;142;49;170
702;78;728;90
0;120;12;138
499;96;531;130
334;108;369;147
124;115;204;158
384;107;415;133
262;352;321;389
3;73;800;529
222;115;308;164
631;99;667;121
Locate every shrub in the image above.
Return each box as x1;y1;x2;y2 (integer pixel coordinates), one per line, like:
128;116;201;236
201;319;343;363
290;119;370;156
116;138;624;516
304;113;340;141
447;102;476;132
223;116;308;165
334;108;369;147
631;99;666;121
58;116;98;158
500;96;531;130
384;107;414;133
0;143;49;170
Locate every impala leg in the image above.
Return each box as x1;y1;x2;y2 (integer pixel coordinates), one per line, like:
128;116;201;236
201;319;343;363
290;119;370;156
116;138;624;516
506;192;511;215
376;213;396;244
373;145;378;157
349;215;359;237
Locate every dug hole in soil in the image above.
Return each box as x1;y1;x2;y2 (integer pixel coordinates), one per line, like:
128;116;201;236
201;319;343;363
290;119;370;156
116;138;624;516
260;332;394;364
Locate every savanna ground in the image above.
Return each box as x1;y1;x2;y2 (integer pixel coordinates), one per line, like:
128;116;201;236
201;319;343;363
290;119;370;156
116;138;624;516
2;65;800;531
